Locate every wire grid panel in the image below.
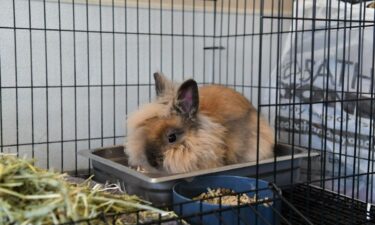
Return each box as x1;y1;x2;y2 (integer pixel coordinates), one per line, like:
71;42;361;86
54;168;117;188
1;0;375;218
57;183;308;225
0;0;291;173
274;0;375;205
282;184;375;225
57;184;375;225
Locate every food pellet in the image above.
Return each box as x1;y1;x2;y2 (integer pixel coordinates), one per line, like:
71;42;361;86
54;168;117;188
192;188;272;207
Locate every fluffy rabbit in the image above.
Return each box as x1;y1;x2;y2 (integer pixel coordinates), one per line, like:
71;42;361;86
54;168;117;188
125;73;274;174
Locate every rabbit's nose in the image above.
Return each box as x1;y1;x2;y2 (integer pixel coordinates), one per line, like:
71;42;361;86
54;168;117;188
145;147;163;168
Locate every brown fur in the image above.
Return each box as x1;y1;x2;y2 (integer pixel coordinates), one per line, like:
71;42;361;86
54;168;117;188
125;73;274;174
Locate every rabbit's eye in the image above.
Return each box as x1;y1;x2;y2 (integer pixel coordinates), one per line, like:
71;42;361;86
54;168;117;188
167;133;177;143
166;129;183;143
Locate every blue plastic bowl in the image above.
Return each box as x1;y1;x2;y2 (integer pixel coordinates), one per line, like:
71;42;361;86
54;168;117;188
173;175;280;225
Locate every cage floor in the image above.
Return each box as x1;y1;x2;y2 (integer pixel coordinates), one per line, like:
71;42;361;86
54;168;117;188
282;184;375;225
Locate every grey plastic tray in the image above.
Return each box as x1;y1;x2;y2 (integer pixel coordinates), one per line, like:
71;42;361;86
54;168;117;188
79;144;318;205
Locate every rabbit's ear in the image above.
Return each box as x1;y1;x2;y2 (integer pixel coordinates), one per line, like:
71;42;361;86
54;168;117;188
176;79;199;119
154;72;171;97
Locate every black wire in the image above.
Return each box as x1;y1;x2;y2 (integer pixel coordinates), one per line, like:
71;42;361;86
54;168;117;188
85;0;91;174
262;15;375;23
112;0;116;146
320;0;329;191
343;0;354;198
211;0;217;84
192;0;196;80
72;0;78;175
367;0;375;204
28;0;35;159
99;0;104;147
203;0;206;84
298;0;307;153
160;0;163;72
136;0;140;107
148;0;152;100
275;0;285;153
273;0;283;199
181;0;185;81
290;0;299;186
338;0;349;199
12;0;19;158
250;0;255;100
332;0;341;215
241;0;248;94
2;23;374;38
331;0;340;196
218;0;224;83
351;0;363;204
256;1;266;224
171;0;174;81
42;0;49;168
225;0;231;86
267;0;275;123
233;0;239;89
307;0;317;199
58;0;64;172
0;135;125;148
124;0;129;140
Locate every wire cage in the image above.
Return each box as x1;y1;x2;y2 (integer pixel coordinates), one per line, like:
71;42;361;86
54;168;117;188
0;0;375;224
55;183;375;225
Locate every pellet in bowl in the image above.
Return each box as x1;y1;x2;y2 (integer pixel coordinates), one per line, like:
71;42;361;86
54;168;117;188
192;187;272;207
173;176;280;225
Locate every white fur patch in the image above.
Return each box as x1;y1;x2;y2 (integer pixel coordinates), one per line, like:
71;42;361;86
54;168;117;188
127;81;178;131
127;102;171;130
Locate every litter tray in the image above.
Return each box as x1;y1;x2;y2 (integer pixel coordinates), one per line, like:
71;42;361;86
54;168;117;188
79;144;318;205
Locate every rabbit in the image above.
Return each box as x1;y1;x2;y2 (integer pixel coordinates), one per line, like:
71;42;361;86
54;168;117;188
125;72;275;174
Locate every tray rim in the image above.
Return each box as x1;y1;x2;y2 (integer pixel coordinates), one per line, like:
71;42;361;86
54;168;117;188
79;143;320;183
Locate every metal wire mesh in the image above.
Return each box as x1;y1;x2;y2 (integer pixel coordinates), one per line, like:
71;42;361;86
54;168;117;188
282;184;375;225
56;183;375;225
0;0;375;224
0;0;292;173
56;183;306;225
